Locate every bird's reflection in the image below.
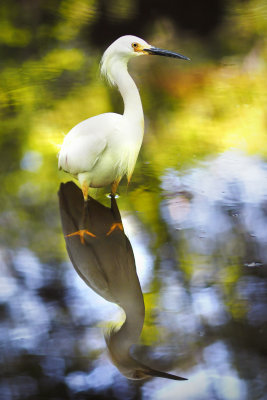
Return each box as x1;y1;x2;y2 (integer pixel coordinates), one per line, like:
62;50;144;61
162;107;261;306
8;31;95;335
58;182;187;381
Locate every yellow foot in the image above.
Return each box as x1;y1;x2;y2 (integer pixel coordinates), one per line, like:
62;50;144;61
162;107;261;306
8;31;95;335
65;229;96;244
106;222;124;236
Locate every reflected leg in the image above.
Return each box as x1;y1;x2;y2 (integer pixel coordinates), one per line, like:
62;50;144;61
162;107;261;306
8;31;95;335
66;180;96;243
106;187;124;236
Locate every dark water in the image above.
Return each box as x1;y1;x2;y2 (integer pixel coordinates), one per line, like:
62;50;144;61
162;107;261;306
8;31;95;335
1;151;267;400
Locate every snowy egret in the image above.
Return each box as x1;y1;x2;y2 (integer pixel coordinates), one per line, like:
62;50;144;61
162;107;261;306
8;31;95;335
58;181;187;381
58;35;189;200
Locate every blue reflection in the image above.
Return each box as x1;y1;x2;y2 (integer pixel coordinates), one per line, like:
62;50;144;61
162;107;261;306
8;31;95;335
161;150;267;264
1;151;267;399
20;151;43;172
192;287;229;326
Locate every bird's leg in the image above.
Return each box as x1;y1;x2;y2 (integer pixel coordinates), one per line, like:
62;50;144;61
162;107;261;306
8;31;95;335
65;181;96;243
106;181;124;236
111;178;120;196
82;181;89;202
81;182;89;227
127;172;132;185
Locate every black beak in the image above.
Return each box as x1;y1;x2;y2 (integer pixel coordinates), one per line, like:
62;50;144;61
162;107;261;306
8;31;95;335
144;47;190;61
146;366;188;381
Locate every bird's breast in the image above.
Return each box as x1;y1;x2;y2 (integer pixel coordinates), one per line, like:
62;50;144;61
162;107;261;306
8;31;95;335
90;118;144;187
58;112;144;188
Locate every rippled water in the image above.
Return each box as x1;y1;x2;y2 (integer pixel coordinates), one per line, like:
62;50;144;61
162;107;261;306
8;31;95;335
1;150;267;400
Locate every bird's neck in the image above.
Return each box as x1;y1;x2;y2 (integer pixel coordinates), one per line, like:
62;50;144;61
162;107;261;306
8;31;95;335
106;299;145;364
110;60;144;122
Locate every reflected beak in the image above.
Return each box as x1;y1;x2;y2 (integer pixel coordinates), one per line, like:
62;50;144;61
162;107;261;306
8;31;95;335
144;46;190;61
145;367;188;381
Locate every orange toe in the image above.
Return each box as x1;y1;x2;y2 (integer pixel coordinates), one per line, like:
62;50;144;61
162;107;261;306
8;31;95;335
106;222;124;236
66;229;96;244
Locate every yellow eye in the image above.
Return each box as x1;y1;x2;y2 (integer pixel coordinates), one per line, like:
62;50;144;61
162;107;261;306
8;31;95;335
132;42;138;49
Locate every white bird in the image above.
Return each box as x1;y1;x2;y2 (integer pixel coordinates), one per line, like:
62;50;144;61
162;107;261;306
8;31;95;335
58;35;189;201
59;181;187;381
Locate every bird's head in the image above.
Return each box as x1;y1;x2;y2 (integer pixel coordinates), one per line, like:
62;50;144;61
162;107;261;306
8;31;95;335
105;324;187;381
121;362;188;381
101;35;190;85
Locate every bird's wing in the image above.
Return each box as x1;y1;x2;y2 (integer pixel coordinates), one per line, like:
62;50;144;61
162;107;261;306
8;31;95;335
66;240;112;301
58;113;120;174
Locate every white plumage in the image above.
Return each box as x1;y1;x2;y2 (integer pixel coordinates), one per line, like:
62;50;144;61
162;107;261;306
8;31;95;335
58;35;189;199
